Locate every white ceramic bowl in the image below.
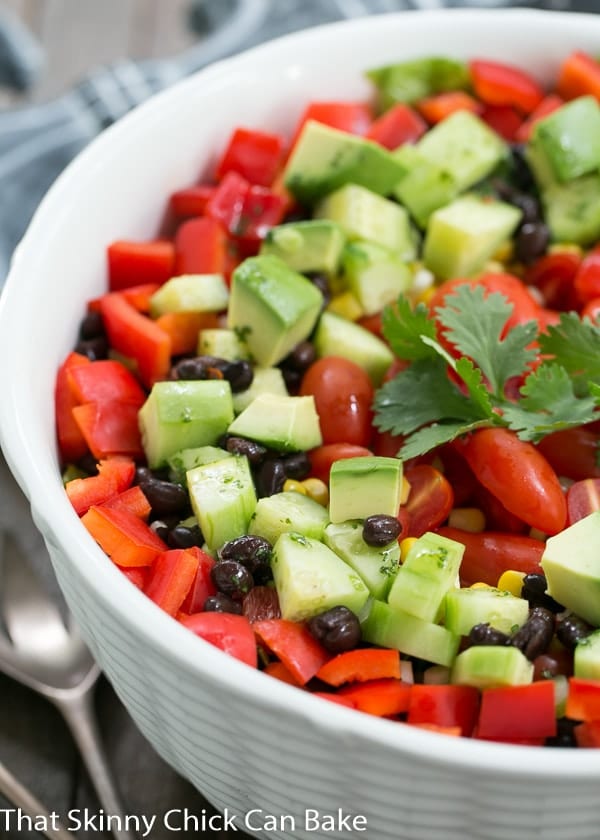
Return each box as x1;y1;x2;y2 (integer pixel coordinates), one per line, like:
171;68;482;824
2;9;600;839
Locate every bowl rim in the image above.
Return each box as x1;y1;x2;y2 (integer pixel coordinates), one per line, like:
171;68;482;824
2;6;600;779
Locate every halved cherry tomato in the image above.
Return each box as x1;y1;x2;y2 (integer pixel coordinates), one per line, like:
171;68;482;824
469;59;544;114
180;612;257;668
459;428;567;535
403;464;454;538
566;478;600;525
308;443;373;484
299;357;374;447
538;427;600;482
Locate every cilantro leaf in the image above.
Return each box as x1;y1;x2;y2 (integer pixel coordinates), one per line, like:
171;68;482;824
400;420;490;459
381;297;437;361
455;357;494;417
436;286;538;395
502;362;600;441
538;312;600;389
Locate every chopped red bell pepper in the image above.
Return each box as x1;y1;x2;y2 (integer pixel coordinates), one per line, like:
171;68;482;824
315;648;401;687
206;172;286;243
144;548;200;616
417;91;481;124
55;352;91;463
99;292;171;388
477;681;557;740
263;660;303;687
121;283;162;313
407;684;480;737
179;547;217;614
119;566;150;590
515;94;564;142
480;104;523;142
469;59;544;114
365;103;426;149
575;719;600;748
107;240;175;291
170;184;216;218
312;692;356;709
252;619;330;685
215;127;286;187
566;677;600;722
101;485;151;520
72;401;144;461
173;216;228;275
82;504;167;567
67;359;146;407
574;245;600;305
154;311;219;356
557;51;600;102
179;612;257;668
290;101;373;149
337;678;412;717
408;723;462;737
65;456;136;516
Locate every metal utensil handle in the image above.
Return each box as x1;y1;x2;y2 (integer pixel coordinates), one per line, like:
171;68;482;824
56;690;135;840
0;760;73;840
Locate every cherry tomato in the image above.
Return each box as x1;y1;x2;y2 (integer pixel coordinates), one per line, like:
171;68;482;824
459;428;567;535
372;429;404;459
437;444;478;507
574;246;600;304
437;526;545;586
308;443;373;484
525;251;581;311
403;464;454;538
299;357;374;447
582;297;600;322
179;612;257;668
473;483;528;534
566;478;600;525
537;427;600;482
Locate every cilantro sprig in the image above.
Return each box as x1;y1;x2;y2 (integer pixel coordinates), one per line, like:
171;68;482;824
373;286;600;458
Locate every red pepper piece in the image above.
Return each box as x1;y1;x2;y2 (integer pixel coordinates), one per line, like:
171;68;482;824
417;91;482;124
174;216;227;275
55;352;91;463
407;684;480;737
180;612;257;668
107;240;175;291
65;457;136;516
119;566;150;590
480;104;523;142
144;548;200;616
316;648;401;687
478;681;556;740
263;660;303;687
72;401;144;461
82;504;167;567
170;184;216;218
574;245;600;305
179;547;217;614
365;103;426;149
290;101;373;149
567;677;600;721
557;51;600;102
154;311;219;356
206;172;286;243
67;358;146;407
215;127;286;187
575;719;600;747
252;619;330;685
337;678;411;717
469;59;544;114
516;94;564;142
121;283;162;313
101;485;152;520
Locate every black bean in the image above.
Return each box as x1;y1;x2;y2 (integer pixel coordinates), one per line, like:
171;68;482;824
281;367;303;392
150;519;171;543
222;359;254;393
468;623;511;647
74;336;109;360
510;144;536;191
203;593;243;615
510;606;555;660
283;451;311;480
77;453;99;476
137;474;189;517
211;559;254;601
510;193;541;225
362;514;402;547
545;718;578;748
167;524;204;549
79;311;106;340
284;341;316;372
219;535;272;573
255;458;286;497
521;573;564;613
223;435;268;464
173;355;224;380
556;612;594;650
514;221;550;264
307;606;362;654
305;272;331;307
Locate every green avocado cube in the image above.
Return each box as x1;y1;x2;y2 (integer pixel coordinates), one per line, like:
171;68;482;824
324;521;400;600
259;220;346;276
574;629;600;680
227;255;323;367
329;456;403;524
187;455;257;552
249;491;329;546
417;110;507;192
342;240;412;316
272;532;370;622
316;183;416;258
451;645;533;689
149;273;229;316
541;512;600;626
541;175;600;247
530;96;600;184
227;394;322;453
231;367;288;415
283;121;405;205
444;586;529;637
313;312;394;386
138;380;234;469
423;194;522;279
392;144;458;228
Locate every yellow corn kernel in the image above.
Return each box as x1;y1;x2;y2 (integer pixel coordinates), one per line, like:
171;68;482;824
301;477;329;507
400;476;411;505
283;479;307;495
548;243;583;257
492;239;514;263
326;291;364;321
447;507;486;533
399;537;418;563
497;569;526;598
470;582;493;590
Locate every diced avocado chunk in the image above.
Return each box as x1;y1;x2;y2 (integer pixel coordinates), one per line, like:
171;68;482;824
232;367;288;414
313;311;394;386
529;96;600;184
417;111;507;193
423;194;522;279
393;145;458;228
227;255;323;367
249;491;329;546
138;380;234;469
387;532;464;623
187;455;257;552
283;121;406;205
228;394;322;453
342;240;412;315
541;512;600;626
444;586;529;637
197;328;250;361
260;220;346;276
367;57;470;111
167;445;231;485
574;629;600;680
315;184;417;258
149;274;229;317
361;599;460;667
451;645;534;689
271;532;370;622
324;521;400;600
329;456;403;524
541;175;600;247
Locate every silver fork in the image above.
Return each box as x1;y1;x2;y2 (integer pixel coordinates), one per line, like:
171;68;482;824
0;530;134;840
